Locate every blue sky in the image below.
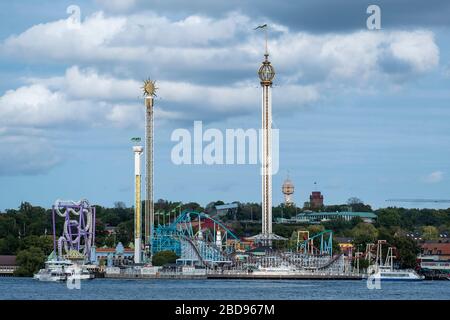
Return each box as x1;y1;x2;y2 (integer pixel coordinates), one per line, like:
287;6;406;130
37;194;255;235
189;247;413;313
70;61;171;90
0;0;450;211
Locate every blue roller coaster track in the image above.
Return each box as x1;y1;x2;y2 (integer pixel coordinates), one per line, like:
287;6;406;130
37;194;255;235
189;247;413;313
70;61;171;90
297;229;333;256
152;210;240;267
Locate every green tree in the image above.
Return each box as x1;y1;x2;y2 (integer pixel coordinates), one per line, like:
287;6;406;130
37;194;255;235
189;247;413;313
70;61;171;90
0;235;20;254
307;224;325;235
393;236;420;268
376;208;402;228
351;223;379;247
377;228;421;268
152;250;178;266
421;226;439;240
14;246;46;277
116;220;133;245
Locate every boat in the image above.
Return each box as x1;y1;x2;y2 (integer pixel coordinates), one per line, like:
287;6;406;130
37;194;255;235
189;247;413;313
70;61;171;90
370;265;424;281
66;264;95;280
252;263;298;276
34;260;73;281
34;260;94;281
367;243;424;281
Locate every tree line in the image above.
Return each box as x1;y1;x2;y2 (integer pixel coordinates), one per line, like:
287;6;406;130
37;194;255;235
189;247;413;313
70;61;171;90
1;199;449;275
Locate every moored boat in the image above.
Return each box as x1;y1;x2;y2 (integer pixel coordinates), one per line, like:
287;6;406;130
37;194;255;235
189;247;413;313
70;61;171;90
34;260;94;281
34;260;73;281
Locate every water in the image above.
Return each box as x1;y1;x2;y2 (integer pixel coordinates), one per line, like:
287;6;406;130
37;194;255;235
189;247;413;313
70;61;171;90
0;277;449;300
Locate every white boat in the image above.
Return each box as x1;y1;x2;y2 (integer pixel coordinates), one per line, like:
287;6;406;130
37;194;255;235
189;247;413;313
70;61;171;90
371;265;424;281
367;243;424;281
252;263;298;276
66;264;95;280
34;260;73;281
34;260;94;281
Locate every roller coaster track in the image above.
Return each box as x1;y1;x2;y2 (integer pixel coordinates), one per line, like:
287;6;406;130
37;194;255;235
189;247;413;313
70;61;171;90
177;235;209;268
311;254;342;270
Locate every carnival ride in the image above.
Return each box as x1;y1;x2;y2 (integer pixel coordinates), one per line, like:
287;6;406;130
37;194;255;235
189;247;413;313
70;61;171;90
297;229;333;256
152;210;240;267
52;199;96;263
152;210;346;271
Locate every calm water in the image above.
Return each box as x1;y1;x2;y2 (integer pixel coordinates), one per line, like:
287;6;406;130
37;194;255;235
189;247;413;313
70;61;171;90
0;277;449;300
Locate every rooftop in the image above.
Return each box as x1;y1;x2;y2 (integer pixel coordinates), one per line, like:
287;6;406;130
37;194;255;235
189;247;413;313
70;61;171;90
96;248;134;253
298;211;377;218
215;203;239;210
0;255;17;266
421;242;450;255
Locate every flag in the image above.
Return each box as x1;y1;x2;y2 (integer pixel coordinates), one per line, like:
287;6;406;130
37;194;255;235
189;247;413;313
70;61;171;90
254;24;267;30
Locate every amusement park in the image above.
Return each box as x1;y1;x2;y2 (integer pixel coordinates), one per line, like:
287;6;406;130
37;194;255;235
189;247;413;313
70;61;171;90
28;26;427;283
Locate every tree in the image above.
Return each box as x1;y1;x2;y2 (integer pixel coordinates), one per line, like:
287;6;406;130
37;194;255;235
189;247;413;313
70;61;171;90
347;197;363;206
18;235;53;255
14;246;46;277
114;201;126;209
0;235;20;255
152;250;178;266
116;221;133;245
421;226;439;241
377;209;402;228
351;223;379;247
393;236;420;268
307;225;325;235
347;197;372;212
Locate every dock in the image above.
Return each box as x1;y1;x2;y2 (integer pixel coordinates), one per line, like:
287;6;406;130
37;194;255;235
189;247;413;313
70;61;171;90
206;273;363;280
102;266;364;280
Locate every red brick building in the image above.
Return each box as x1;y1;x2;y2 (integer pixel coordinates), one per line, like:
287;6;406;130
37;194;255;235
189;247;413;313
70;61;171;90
309;191;324;209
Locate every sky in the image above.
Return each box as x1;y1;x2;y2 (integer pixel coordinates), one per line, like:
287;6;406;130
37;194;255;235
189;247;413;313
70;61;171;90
0;0;450;211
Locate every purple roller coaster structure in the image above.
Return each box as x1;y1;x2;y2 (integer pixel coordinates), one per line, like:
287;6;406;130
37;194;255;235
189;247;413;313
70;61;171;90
52;199;96;262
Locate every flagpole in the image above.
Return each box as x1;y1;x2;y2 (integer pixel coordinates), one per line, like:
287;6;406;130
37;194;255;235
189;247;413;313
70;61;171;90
265;27;268;55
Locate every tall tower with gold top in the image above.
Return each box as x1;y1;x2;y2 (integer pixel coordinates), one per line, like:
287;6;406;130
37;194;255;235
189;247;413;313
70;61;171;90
258;38;275;242
142;79;157;260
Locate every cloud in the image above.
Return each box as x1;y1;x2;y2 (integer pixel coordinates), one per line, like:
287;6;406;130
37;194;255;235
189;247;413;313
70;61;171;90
0;71;146;176
1;11;439;89
0;133;62;175
423;171;444;183
27;66;141;101
0;84;102;128
93;0;450;32
23;66;318;121
0;9;442;177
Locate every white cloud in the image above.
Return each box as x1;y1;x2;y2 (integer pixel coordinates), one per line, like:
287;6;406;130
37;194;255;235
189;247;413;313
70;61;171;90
0;10;442;176
27;66;141;100
0;82;144;130
22;66;319;121
423;171;444;183
387;30;439;73
1;11;439;89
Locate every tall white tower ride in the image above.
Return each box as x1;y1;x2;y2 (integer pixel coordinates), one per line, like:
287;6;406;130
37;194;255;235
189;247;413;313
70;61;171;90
258;39;275;242
133;145;143;263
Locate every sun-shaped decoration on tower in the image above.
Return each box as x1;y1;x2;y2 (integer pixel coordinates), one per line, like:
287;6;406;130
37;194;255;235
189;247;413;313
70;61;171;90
142;79;158;97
